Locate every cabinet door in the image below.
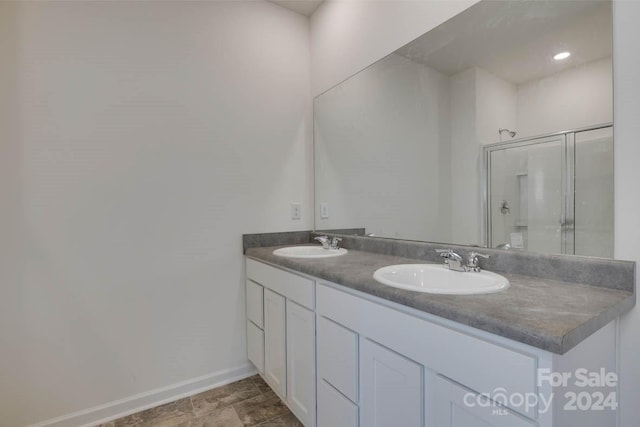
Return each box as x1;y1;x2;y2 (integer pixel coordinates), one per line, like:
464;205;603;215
286;300;316;426
317;316;358;403
318;379;359;427
264;289;287;398
434;376;536;427
360;338;423;427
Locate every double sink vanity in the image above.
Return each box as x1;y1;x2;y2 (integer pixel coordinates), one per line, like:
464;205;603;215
242;231;635;427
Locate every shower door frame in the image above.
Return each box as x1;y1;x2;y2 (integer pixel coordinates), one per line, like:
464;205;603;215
483;122;612;254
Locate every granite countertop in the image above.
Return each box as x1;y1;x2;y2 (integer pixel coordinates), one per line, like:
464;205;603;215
246;244;635;354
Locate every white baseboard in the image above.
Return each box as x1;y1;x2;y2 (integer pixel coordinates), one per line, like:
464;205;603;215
28;363;257;427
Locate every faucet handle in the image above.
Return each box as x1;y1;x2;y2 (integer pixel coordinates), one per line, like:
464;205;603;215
435;248;454;256
330;237;342;249
435;249;451;265
435;249;463;262
469;251;490;259
467;251;490;271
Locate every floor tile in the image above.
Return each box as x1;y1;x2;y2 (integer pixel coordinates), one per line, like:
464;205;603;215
249;375;271;395
113;398;193;427
174;406;243;427
191;378;261;417
107;375;300;427
255;412;303;427
232;392;290;426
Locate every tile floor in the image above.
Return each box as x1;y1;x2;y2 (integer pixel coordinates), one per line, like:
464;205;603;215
97;375;302;427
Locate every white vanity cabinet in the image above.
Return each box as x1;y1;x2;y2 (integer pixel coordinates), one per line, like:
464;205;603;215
246;257;619;427
315;282;617;427
245;259;316;427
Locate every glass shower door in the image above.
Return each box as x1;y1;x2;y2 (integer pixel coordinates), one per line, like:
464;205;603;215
486;124;613;256
573;127;614;257
487;135;565;253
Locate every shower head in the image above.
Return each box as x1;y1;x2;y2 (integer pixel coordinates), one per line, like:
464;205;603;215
499;128;517;138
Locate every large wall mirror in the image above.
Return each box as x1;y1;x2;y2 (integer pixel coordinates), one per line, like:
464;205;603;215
314;0;613;257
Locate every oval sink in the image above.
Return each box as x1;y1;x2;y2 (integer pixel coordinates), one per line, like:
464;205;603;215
373;264;509;295
273;246;348;259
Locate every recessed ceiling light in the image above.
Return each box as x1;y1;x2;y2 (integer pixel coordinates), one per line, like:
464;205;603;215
553;52;571;61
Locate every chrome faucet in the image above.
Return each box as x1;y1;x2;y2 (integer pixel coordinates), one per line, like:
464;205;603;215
314;235;331;249
436;249;465;271
314;235;342;250
436;249;490;272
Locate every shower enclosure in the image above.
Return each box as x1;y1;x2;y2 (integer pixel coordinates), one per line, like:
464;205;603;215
484;124;613;258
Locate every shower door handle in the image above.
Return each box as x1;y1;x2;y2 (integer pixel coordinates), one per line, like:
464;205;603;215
559;214;574;226
560;215;574;233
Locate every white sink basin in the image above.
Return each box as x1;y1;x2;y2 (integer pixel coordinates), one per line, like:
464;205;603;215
273;246;348;259
373;264;509;295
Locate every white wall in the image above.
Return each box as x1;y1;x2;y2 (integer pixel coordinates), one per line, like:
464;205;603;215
613;2;640;427
449;67;517;244
315;53;451;240
449;68;478;243
517;57;612;138
0;2;311;426
475;68;518;145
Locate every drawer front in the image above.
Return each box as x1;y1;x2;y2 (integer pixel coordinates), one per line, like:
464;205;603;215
246;280;264;328
317;379;359;427
247;321;264;373
317;316;358;403
247;259;314;309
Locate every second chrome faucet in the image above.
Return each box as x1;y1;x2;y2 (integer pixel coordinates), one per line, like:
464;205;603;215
436;249;490;272
315;235;342;250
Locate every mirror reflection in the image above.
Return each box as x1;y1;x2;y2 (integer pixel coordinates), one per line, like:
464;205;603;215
314;0;613;257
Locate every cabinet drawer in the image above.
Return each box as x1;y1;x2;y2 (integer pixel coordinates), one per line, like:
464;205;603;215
317;316;358;403
317;380;358;427
247;321;264;373
246;280;264;328
247;259;314;309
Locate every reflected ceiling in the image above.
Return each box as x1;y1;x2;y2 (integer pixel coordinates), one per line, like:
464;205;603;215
396;0;611;84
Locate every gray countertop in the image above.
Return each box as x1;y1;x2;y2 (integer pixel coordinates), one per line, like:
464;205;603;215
246;245;635;354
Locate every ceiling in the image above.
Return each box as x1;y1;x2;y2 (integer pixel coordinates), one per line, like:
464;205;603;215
396;0;612;85
269;0;324;17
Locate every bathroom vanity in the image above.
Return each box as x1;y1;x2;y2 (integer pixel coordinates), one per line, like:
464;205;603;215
242;233;634;427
